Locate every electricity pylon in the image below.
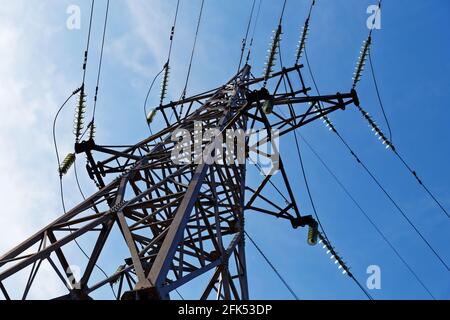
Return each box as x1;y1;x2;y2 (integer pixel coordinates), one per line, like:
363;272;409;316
0;63;359;300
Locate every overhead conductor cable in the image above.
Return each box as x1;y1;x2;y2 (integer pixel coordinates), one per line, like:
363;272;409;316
52;0;117;298
160;0;180;107
351;1;449;220
299;134;436;299
296;0;450;281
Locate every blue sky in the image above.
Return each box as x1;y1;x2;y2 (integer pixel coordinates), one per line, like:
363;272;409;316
0;0;449;300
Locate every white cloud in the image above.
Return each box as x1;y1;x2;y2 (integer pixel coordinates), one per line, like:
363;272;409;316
0;1;80;299
0;0;178;299
106;0;171;78
107;0;203;93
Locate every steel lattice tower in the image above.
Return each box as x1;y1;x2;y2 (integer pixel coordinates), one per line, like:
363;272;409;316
0;63;359;300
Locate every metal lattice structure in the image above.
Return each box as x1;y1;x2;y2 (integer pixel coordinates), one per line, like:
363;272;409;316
0;63;359;300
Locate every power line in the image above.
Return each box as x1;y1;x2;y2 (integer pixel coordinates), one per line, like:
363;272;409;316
82;0;95;84
302;38;450;275
352;1;391;139
160;0;181;107
392;149;450;219
268;0;373;300
348;273;373;300
42;0;444;301
52;88;117;299
143;67;165;135
369;0;383;38
304;49;321;97
357;100;450;221
295;0;315;65
167;0;206;123
181;0;205;100
334;124;450;273
166;0;181;64
262;0;288;87
58;171;117;299
368;50;392;142
293;132;326;240
51;1;116;298
298;134;436;300
58;175;117;300
280;45;327;240
245;0;262;64
91;0;110;122
214;97;294;299
53;89;81;180
248;158;290;205
270;0;444;298
144;0;182;132
74;0;96;144
278;0;288;25
294;132;374;301
291;1;447;293
244;231;300;300
237;0;256;72
350;1;449;221
175;289;185;300
73;159;86;200
280;43;373;300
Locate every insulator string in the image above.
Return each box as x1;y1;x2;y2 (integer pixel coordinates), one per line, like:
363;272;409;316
280;46;373;300
352;35;372;89
160;0;181;106
262;25;282;87
295;0;315;65
299;134;436;299
51;87;117;298
301;17;450;274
